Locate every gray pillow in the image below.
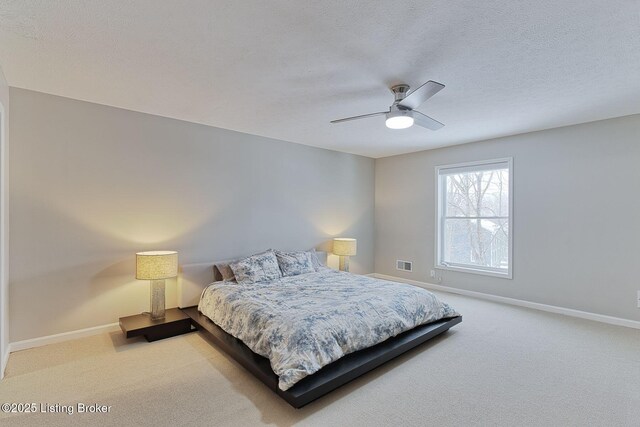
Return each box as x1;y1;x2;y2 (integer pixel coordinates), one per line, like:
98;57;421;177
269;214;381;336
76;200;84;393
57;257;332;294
214;261;236;282
275;250;315;277
230;250;282;285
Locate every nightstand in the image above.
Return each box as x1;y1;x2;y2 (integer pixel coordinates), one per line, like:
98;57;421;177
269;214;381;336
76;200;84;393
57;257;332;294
119;308;195;342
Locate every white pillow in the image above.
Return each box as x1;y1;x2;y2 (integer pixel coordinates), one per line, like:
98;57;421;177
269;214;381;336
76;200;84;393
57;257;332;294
229;250;282;285
307;249;323;270
275;250;316;277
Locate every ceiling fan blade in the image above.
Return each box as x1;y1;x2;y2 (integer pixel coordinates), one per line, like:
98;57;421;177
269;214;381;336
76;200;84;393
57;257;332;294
413;111;444;130
330;111;388;124
398;81;445;110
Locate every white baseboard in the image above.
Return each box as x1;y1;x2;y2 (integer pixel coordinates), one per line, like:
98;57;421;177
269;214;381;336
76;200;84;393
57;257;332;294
372;273;640;330
8;322;121;353
1;347;8;379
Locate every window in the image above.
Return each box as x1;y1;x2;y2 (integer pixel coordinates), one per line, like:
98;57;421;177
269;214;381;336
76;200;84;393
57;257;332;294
436;158;512;278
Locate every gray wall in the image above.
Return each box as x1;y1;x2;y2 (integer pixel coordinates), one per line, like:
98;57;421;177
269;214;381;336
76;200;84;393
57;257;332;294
9;88;374;342
375;114;640;322
0;65;9;371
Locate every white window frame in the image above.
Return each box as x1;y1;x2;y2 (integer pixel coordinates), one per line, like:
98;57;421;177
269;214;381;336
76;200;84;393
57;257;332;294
435;158;513;279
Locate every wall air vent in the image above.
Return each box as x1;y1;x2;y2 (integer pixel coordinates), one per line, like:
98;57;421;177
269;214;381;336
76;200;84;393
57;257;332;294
396;260;413;272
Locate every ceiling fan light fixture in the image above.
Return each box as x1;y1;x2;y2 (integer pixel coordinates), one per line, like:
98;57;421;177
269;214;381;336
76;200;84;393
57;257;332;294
385;110;414;129
330;80;444;131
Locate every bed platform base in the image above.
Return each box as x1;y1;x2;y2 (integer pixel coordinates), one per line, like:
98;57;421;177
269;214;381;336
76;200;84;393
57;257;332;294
182;306;461;408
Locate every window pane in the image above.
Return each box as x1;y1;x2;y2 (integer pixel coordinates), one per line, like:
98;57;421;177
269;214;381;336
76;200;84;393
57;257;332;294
443;218;509;270
445;168;509;217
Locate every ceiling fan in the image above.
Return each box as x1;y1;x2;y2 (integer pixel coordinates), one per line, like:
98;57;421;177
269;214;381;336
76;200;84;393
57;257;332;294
330;80;445;130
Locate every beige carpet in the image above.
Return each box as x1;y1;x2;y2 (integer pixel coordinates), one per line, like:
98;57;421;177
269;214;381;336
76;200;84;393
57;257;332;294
1;291;639;427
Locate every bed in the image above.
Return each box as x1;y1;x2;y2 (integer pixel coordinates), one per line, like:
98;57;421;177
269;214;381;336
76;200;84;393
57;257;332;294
178;251;461;408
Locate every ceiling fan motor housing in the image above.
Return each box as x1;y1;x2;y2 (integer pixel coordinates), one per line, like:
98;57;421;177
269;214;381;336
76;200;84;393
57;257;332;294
391;84;411;104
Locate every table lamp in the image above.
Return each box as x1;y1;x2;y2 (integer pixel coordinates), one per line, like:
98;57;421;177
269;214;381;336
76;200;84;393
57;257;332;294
333;238;357;272
136;251;178;320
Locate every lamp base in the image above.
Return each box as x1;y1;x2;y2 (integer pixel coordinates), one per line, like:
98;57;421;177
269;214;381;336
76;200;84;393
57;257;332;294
150;279;166;320
338;256;350;272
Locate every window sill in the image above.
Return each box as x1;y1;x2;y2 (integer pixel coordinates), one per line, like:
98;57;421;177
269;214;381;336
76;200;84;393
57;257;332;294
435;264;512;279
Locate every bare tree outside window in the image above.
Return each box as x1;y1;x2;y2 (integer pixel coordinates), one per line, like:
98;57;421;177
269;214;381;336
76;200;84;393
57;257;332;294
437;159;512;277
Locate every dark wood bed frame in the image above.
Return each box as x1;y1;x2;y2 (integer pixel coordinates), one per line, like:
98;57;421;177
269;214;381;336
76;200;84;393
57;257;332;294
182;306;461;408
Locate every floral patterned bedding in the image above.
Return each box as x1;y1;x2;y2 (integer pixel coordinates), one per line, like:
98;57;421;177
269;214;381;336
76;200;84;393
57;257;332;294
198;268;459;391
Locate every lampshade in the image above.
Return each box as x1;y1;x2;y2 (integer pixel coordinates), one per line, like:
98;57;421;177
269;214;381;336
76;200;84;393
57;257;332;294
136;251;178;280
333;238;357;256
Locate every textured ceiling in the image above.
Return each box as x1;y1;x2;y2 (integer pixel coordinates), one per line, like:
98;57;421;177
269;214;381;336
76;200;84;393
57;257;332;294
0;1;639;158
